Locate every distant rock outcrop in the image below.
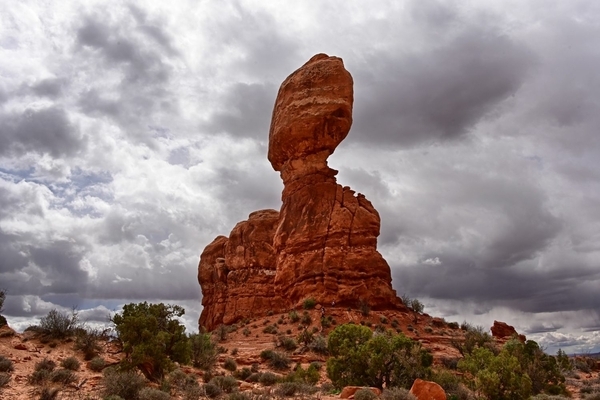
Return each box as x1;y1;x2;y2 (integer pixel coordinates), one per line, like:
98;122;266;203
491;320;526;342
198;54;401;330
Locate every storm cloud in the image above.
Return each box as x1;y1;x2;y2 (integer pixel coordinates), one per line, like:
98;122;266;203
1;0;599;353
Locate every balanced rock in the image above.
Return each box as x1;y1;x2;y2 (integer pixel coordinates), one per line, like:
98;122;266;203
269;54;400;309
198;54;401;330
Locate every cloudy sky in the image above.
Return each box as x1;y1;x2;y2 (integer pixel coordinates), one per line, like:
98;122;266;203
1;0;599;354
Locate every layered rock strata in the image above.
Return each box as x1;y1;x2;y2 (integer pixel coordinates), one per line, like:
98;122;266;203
199;54;401;330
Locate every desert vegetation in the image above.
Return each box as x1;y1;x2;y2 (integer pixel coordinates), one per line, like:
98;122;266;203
2;299;599;400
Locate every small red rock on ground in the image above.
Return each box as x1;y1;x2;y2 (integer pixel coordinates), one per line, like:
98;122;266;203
409;378;446;400
340;386;382;399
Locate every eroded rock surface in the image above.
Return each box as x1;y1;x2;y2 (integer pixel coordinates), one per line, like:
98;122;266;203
491;320;526;342
199;54;400;330
198;210;283;328
410;379;447;400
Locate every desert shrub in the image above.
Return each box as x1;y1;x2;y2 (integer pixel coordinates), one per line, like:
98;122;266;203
278;336;298;351
320;382;335;393
581;386;594;394
242;327;251;337
440;357;460;370
448;322;459;329
247;372;261;383
401;294;424;323
231;348;239;356
381;387;417;400
503;339;568;395
224;358;237;371
289;311;300;323
300;312;312;325
39;308;80;339
320;317;331;328
326;324;432;389
283;363;320;385
139;387;170;400
89;356;106;372
189;333;219;370
111;302;191;380
297;329;314;346
234;367;252;380
359;299;371;316
459;345;532;400
275;381;318;397
203;382;223;398
167;368;186;388
74;327;104;360
452;325;495;356
228;392;251;400
103;367;147;400
50;368;77;384
0;355;14;372
303;298;317;310
183;383;203;400
251;363;260;373
215;324;228;341
61;356;80;371
29;359;57;384
39;387;60;400
259;372;279;386
355;388;379;400
263;325;278;334
261;350;290;370
36;358;57;372
209;375;239;393
28;369;50;385
277;318;284;325
0;372;10;388
309;334;328;355
432;369;461;393
260;349;275;359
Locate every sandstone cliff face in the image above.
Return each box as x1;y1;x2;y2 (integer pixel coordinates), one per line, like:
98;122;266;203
198;210;283;329
199;54;400;330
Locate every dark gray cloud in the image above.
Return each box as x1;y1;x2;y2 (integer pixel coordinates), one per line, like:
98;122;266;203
0;229;29;274
30;78;66;98
0;107;84;157
202;83;276;139
128;4;179;56
74;10;177;142
351;18;533;148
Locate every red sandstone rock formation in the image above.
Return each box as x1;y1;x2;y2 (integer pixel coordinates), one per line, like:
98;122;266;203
198;210;283;329
269;54;400;309
491;320;526;342
410;379;447;400
198;54;401;330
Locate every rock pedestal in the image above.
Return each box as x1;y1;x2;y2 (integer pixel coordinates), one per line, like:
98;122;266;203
198;54;401;330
